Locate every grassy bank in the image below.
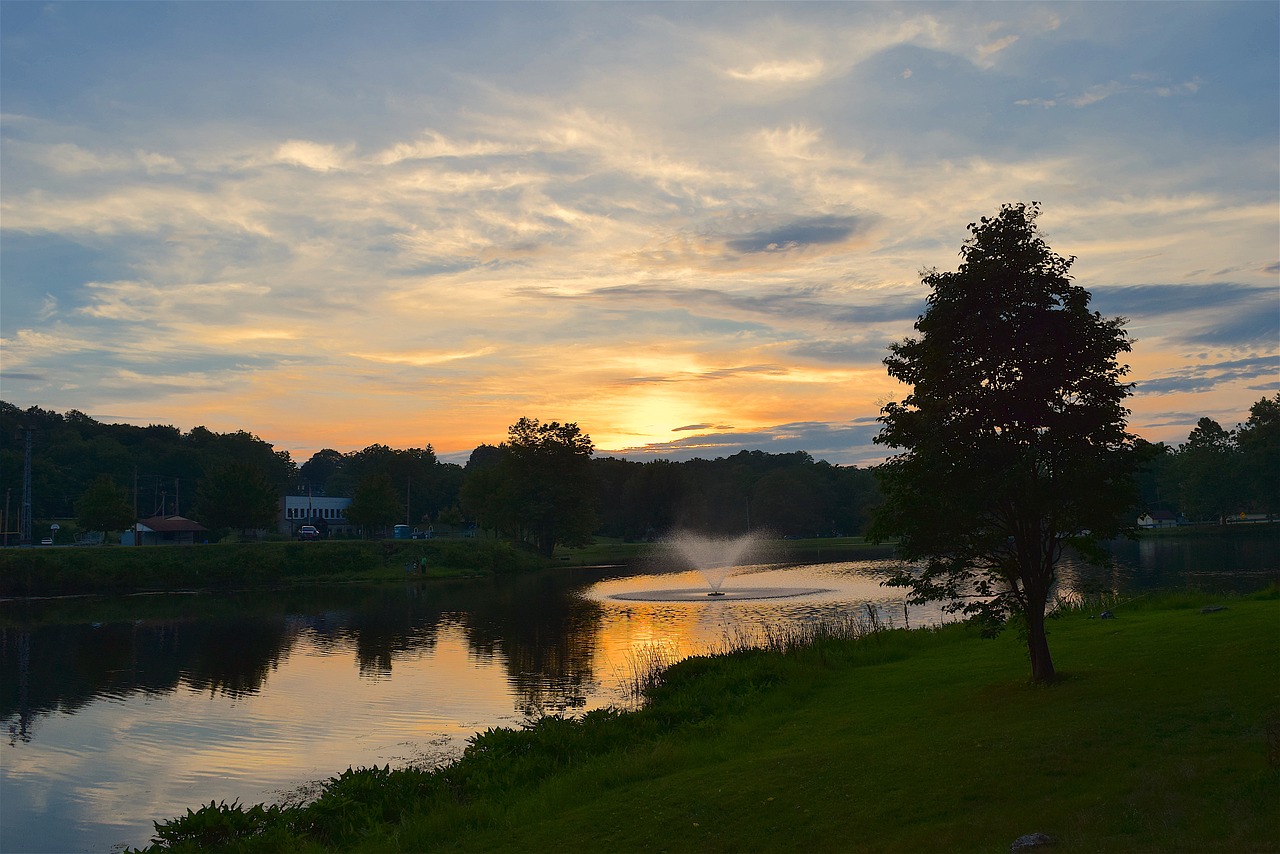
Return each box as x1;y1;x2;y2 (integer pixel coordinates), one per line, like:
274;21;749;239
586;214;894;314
0;539;547;597
136;589;1279;853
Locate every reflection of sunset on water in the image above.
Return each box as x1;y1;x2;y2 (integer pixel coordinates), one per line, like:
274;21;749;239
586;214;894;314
1;620;527;854
0;563;949;853
582;563;941;687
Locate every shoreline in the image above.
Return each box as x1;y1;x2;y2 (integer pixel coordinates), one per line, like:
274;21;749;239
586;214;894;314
128;588;1280;853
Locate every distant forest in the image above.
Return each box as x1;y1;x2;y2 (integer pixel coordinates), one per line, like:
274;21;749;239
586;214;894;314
1;397;1276;543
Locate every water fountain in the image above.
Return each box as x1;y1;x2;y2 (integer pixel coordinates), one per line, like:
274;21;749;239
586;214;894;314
608;532;827;602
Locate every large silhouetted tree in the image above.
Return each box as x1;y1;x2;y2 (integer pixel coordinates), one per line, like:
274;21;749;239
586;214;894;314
463;418;596;555
194;462;280;536
346;472;404;538
1235;394;1280;515
1172;418;1238;524
872;202;1139;683
75;475;135;540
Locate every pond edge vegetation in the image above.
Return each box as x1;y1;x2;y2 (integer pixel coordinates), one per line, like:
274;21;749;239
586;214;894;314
131;587;1279;854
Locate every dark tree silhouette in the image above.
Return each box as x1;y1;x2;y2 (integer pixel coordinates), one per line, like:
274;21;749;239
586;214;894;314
463;419;596;556
345;472;404;537
1236;394;1280;515
194;462;280;536
872;202;1139;683
74;474;135;539
1172;418;1238;524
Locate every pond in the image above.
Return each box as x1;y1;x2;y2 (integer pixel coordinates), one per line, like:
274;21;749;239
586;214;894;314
2;533;1276;853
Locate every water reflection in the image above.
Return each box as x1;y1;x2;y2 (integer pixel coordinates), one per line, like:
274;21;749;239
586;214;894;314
1;536;1276;853
4;538;1276;747
1;573;620;750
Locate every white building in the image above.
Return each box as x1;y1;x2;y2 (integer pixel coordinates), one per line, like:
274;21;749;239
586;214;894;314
279;495;354;537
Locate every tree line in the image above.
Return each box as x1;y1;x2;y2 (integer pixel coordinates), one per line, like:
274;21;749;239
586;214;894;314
5;394;1274;547
1135;396;1279;524
1;394;1274;548
0;403;876;547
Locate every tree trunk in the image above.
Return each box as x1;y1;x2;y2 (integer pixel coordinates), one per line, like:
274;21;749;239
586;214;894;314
1025;607;1057;684
537;533;556;557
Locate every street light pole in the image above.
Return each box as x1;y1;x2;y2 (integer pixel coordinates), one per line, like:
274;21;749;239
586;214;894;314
20;427;33;546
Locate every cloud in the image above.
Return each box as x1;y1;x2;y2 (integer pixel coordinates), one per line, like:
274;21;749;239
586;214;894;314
1134;356;1280;396
614;365;787;387
272;140;349;172
601;419;885;466
374;132;521;165
1016;74;1204;110
787;338;897;365
36;293;58;320
976;34;1019;63
350;347;498;367
725;215;873;254
725;59;825;83
559;283;922;331
1089;284;1278;348
0;2;1274;462
1090;283;1274;317
77;280;273;322
1186;311;1279;348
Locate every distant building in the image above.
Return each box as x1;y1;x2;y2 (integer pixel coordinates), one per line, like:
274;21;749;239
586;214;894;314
122;515;208;545
1137;510;1179;529
279;495;353;537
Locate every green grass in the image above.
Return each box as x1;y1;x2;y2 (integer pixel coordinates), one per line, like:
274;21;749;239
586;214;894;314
135;590;1279;853
0;539;547;596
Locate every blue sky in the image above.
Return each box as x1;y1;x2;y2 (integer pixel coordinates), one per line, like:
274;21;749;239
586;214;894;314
2;1;1276;465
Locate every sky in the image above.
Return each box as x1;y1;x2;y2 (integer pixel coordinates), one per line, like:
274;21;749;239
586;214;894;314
2;2;1277;467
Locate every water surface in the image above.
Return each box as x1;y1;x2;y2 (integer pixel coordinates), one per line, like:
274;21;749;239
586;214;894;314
3;535;1275;852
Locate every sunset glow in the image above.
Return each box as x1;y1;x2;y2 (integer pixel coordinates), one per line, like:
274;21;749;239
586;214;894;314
2;2;1276;464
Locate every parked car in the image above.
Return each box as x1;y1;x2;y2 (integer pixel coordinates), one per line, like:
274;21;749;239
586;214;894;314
297;525;320;541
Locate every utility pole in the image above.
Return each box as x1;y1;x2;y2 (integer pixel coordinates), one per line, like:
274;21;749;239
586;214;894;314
174;477;180;517
20;427;33;546
4;487;10;547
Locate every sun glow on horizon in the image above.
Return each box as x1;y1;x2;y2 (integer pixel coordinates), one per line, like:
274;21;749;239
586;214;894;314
1;2;1273;465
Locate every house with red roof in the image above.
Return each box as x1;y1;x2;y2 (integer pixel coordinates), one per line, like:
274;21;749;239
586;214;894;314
122;515;209;546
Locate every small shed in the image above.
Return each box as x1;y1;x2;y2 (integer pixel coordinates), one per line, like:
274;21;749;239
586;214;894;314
1137;510;1179;529
123;515;209;546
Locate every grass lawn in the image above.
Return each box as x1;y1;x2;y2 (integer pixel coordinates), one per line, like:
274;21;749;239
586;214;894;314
139;591;1279;853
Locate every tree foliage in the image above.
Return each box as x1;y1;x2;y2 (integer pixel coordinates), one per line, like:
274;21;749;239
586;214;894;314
1171;417;1238;524
0;403;295;523
462;418;597;556
590;450;879;541
1234;394;1280;515
345;472;404;537
194;462;281;535
299;444;463;527
871;202;1139;683
74;474;135;537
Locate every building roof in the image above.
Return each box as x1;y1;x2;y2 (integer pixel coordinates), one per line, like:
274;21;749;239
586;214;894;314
137;515;208;533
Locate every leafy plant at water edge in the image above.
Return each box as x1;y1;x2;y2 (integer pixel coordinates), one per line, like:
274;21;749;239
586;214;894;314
137;800;297;851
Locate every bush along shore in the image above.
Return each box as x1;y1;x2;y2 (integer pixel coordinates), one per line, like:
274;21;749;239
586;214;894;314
0;539;547;597
0;535;893;598
131;588;1279;854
